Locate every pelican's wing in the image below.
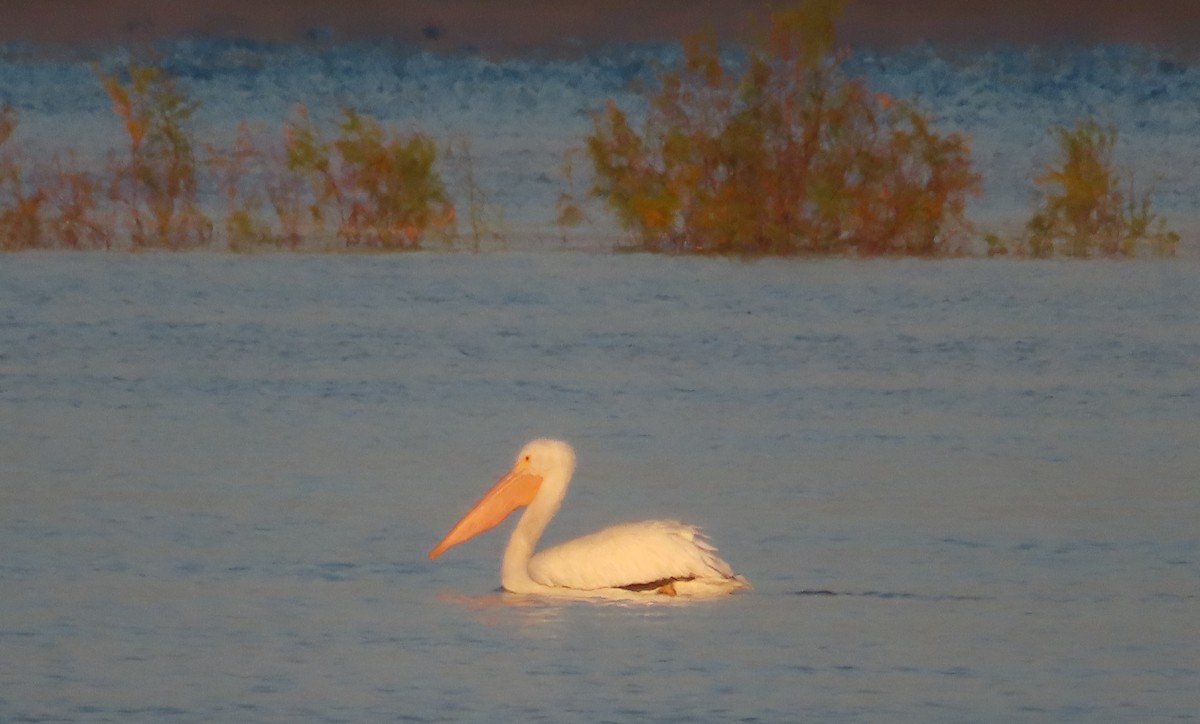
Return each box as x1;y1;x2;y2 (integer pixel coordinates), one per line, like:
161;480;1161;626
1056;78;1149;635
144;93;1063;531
527;519;742;591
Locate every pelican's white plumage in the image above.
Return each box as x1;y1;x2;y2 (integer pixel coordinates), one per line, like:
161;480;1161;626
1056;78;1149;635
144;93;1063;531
429;439;749;599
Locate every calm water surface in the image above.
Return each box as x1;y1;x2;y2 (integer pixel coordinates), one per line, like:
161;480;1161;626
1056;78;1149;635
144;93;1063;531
2;252;1197;722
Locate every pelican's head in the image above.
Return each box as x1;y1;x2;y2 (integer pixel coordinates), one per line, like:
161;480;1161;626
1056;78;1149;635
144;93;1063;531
513;438;576;480
428;438;576;559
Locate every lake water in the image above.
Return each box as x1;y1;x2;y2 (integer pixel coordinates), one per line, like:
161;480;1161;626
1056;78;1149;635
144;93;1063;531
2;251;1197;721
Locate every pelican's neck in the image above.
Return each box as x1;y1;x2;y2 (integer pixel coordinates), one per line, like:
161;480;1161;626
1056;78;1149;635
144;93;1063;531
500;465;570;593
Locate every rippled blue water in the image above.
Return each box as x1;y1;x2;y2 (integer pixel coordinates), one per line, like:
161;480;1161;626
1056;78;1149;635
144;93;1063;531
2;252;1197;721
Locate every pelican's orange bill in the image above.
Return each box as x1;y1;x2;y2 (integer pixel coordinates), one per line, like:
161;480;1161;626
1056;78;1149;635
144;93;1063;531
428;464;543;559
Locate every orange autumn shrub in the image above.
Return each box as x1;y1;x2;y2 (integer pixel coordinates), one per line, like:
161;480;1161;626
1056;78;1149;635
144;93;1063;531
333;108;454;248
0;106;114;250
207;122;288;250
0;106;46;250
280;105;454;249
42;154;113;249
1022;119;1177;257
98;63;212;249
587;1;980;255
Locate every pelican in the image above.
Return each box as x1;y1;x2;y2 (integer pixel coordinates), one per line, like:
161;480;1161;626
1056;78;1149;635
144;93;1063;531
428;438;749;599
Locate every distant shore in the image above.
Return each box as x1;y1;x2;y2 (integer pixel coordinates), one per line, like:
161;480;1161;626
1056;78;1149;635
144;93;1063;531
1;0;1195;54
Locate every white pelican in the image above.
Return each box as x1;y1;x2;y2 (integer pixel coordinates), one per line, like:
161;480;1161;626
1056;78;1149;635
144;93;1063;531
428;438;749;599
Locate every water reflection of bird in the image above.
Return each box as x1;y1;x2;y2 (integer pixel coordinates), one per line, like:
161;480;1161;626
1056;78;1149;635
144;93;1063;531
429;438;750;599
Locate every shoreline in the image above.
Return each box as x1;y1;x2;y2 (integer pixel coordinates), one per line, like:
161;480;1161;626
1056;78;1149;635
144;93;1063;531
1;1;1196;54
